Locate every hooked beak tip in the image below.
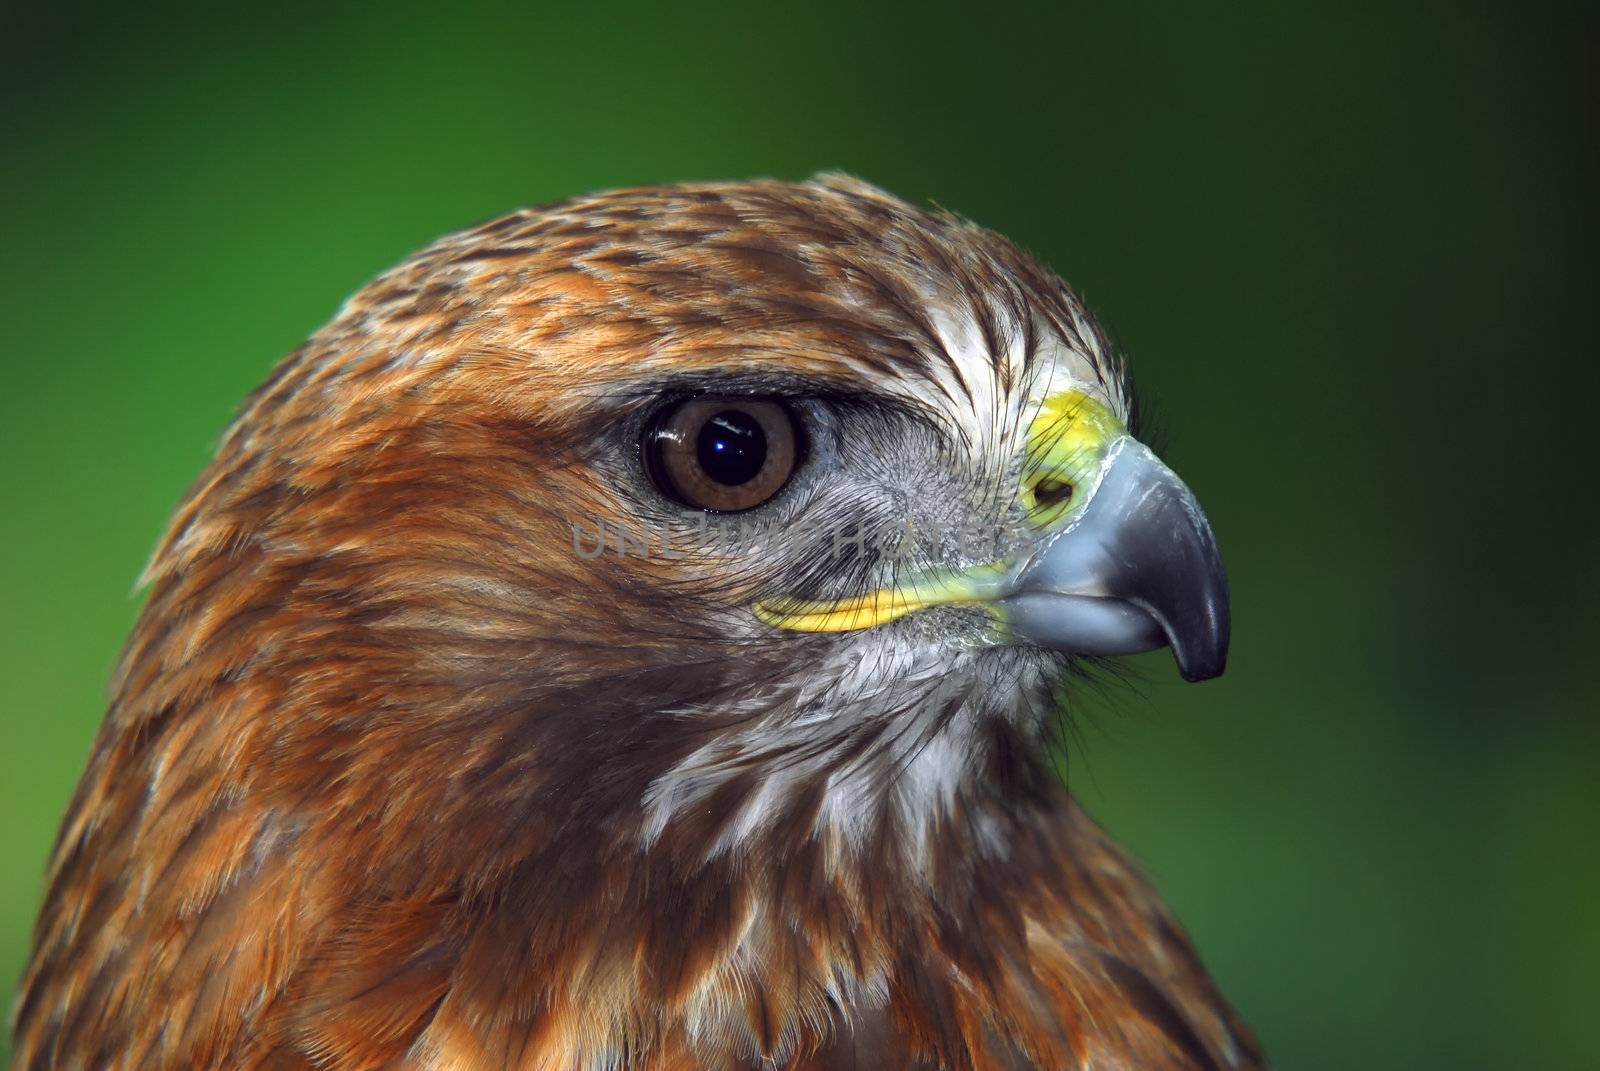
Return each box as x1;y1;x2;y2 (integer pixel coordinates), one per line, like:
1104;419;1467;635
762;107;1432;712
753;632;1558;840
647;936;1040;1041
1002;439;1231;682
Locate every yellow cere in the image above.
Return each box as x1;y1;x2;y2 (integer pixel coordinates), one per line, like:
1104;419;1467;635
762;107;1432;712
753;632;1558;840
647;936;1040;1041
1019;388;1124;528
756;389;1124;634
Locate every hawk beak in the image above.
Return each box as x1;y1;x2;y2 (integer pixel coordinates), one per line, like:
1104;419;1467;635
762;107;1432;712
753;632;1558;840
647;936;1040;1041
998;437;1230;682
754;389;1230;683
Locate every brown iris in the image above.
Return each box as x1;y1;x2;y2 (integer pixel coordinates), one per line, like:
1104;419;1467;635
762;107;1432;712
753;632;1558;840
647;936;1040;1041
645;397;799;511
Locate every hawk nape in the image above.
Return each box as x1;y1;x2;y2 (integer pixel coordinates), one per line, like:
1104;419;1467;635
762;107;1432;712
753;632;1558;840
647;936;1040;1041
14;176;1262;1070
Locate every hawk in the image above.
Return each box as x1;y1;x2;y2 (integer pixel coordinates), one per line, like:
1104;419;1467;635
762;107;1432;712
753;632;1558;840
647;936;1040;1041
13;176;1263;1069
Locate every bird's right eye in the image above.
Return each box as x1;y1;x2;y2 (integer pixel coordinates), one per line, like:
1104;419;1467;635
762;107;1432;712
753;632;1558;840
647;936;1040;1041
643;396;800;512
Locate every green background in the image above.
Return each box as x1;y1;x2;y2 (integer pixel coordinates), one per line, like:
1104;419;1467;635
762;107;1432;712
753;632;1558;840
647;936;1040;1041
2;2;1593;1066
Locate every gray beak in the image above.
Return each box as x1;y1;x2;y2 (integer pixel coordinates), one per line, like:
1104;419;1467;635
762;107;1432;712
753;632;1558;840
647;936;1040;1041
999;438;1231;682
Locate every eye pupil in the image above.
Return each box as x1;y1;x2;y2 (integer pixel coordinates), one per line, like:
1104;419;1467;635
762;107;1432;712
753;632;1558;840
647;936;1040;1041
697;411;768;486
646;396;800;512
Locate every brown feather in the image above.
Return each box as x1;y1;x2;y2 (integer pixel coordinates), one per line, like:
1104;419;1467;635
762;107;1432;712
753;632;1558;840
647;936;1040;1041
13;176;1262;1069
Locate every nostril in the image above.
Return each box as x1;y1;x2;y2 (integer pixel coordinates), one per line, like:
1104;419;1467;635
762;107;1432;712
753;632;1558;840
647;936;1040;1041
1031;477;1074;509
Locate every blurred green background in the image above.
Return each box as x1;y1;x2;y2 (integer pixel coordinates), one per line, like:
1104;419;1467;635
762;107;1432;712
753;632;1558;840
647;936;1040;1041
2;2;1594;1066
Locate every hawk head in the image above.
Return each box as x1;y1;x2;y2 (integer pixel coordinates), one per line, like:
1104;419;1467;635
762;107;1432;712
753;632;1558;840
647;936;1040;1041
15;175;1249;1070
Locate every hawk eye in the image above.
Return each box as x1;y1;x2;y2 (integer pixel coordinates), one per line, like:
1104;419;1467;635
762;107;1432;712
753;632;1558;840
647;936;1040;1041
644;396;799;512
